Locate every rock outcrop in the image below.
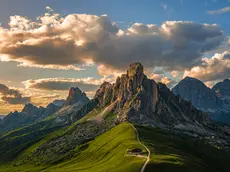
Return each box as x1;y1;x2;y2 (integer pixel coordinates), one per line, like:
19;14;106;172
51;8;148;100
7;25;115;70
94;62;210;127
65;87;89;106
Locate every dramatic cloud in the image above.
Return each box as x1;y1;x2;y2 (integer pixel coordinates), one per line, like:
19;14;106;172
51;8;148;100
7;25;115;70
0;84;30;104
23;78;102;92
0;10;224;72
208;6;230;14
183;51;230;82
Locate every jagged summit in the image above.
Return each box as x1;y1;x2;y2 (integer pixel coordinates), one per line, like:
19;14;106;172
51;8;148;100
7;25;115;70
94;62;210;127
127;62;144;77
213;78;230;98
65;87;89;106
21;103;39;114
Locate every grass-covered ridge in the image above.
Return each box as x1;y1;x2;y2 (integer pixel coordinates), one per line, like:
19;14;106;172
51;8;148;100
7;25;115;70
0;123;145;172
136;125;230;172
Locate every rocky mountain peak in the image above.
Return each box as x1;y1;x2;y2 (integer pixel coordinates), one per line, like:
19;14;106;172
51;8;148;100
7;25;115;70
21;103;39;114
172;76;218;109
127;62;144;78
94;62;210;126
52;99;65;107
213;78;230;98
65;87;90;106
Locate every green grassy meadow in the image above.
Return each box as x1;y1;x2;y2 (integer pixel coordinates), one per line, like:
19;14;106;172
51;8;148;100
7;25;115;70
0;123;145;172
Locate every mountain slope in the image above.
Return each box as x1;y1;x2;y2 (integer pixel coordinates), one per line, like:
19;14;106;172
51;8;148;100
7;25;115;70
172;77;230;125
0;123;146;172
1;121;230;172
0;87;90;135
172;77;219;109
213;79;230;101
137;125;230;172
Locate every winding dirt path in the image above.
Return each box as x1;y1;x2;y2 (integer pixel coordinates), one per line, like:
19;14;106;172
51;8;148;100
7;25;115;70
130;124;150;172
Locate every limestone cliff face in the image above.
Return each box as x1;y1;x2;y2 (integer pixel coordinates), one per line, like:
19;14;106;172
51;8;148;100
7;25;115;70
94;62;210;126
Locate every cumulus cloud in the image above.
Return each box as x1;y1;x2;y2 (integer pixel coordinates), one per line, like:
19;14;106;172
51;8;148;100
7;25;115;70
170;70;180;77
183;51;230;82
0;84;30;104
208;6;230;14
0;10;224;72
149;73;175;87
23;78;102;92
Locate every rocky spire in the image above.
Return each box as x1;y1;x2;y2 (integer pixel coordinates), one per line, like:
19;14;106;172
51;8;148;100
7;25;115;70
127;62;144;77
65;87;90;106
94;62;159;122
94;62;211;126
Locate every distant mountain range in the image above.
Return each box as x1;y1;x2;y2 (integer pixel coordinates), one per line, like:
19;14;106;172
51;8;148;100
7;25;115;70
0;86;90;134
173;77;230;125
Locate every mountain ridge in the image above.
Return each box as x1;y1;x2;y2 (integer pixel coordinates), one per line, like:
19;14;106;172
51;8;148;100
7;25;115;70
173;77;230;125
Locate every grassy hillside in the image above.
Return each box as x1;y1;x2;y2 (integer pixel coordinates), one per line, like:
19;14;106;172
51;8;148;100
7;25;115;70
136;125;230;172
0;123;145;172
1;118;230;172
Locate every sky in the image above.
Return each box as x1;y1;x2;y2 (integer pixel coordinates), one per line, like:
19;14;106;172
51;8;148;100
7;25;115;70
0;0;230;114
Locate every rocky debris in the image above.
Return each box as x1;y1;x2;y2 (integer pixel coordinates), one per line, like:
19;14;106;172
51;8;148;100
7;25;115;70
65;87;89;106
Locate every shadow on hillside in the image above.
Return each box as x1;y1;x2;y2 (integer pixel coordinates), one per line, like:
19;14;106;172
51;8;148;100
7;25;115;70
145;162;209;172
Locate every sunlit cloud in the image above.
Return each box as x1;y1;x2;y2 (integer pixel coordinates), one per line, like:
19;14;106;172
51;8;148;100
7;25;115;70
0;8;224;73
183;51;230;82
